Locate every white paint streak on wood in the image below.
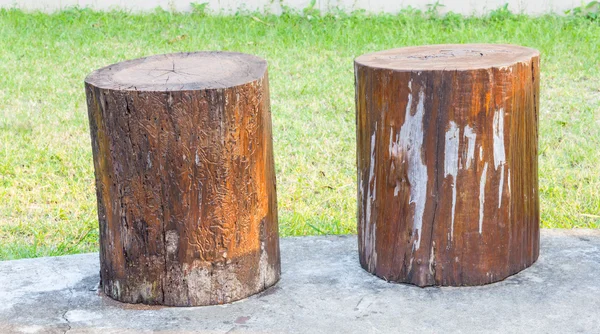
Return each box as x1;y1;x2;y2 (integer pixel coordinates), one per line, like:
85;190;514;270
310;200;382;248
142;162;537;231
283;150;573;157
390;128;402;197
444;122;460;177
463;125;476;169
388;127;394;156
358;171;363;252
428;241;436;275
508;168;511;221
392;142;401;197
479;163;488;234
398;88;428;250
498;164;505;208
370;176;377;266
364;123;377;268
444;121;460;241
365;131;376;221
493;109;507;208
479;146;484;161
493;108;506;168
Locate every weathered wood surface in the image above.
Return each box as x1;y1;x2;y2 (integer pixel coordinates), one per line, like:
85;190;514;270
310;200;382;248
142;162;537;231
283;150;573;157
355;44;540;286
85;52;280;306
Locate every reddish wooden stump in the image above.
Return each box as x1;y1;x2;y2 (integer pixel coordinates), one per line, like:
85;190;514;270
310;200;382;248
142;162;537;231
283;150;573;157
85;52;280;306
355;44;540;286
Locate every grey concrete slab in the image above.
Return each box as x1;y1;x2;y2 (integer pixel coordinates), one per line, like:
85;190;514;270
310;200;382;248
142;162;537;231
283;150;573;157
0;229;599;334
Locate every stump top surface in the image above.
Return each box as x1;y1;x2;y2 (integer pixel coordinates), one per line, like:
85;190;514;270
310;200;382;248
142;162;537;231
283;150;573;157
355;44;539;71
85;52;267;91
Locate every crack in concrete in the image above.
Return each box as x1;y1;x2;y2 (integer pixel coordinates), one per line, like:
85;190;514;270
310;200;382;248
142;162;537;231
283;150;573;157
49;262;75;334
354;296;365;311
61;309;72;334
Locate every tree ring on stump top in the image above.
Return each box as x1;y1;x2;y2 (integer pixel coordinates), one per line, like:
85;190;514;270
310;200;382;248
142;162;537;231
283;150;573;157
355;44;539;71
85;51;268;91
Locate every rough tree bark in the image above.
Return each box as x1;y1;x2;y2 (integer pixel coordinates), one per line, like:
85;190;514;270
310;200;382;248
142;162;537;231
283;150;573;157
355;44;540;286
85;52;280;306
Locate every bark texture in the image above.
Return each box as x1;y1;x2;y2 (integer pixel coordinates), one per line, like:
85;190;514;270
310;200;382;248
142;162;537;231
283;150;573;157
355;44;540;286
85;52;280;306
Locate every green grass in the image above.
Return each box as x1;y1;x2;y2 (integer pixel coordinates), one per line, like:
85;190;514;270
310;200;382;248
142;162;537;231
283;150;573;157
0;8;599;260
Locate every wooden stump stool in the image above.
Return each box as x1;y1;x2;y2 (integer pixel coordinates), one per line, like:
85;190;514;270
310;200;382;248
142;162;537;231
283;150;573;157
85;52;280;306
355;44;540;286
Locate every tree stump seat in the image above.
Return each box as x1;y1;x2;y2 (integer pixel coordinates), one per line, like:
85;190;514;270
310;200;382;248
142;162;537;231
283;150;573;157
85;52;280;306
355;44;540;286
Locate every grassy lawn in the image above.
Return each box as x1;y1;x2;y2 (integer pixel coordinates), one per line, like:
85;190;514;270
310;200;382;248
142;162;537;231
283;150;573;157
0;8;599;260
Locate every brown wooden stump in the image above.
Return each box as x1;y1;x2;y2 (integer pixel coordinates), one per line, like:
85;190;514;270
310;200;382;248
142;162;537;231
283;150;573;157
85;52;280;306
355;44;540;286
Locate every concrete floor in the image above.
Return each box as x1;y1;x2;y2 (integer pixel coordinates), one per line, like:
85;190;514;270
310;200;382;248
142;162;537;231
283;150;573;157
1;229;599;333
